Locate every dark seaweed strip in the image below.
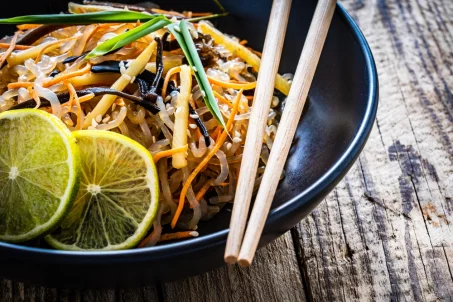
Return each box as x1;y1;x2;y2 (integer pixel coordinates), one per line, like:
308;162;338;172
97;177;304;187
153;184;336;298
90;61;178;93
8;87;160;114
151;36;163;92
189;104;211;147
63;51;89;64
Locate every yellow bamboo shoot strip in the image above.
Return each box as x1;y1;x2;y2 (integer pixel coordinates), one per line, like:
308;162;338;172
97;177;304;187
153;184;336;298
199;21;291;96
172;65;192;169
7;40;66;67
83;41;157;128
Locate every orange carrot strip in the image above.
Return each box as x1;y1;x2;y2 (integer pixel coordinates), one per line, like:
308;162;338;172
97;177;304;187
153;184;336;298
162;66;181;99
171;89;243;228
195;179;214;201
66;82;82;130
207;76;256;90
7;82;33;90
239;40;248;45
17;24;41;30
213;90;233;108
0;32;19;68
158;231;198;242
63;80;74;113
151;8;185;17
0;43;31;50
78;93;95;103
153;145;188;163
44;63;92;88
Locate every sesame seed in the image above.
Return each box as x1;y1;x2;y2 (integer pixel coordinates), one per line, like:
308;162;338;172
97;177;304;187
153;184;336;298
189;123;197;129
189;113;199;119
189;231;199;237
232;137;242;143
201;90;206;97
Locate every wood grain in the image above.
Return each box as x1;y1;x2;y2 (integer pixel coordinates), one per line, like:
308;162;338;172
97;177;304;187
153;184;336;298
292;0;453;300
3;0;453;300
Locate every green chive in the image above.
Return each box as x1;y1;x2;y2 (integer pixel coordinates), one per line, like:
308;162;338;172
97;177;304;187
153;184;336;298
85;16;171;59
167;20;226;129
0;11;158;25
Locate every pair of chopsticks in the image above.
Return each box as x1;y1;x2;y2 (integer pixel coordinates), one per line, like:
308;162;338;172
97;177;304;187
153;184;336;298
225;0;337;266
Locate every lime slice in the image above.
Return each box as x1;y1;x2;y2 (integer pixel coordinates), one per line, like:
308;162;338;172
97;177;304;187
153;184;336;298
46;130;159;251
0;109;81;243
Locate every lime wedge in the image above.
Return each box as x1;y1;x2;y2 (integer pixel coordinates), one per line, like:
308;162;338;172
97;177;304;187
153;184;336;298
0;109;81;243
46;130;159;251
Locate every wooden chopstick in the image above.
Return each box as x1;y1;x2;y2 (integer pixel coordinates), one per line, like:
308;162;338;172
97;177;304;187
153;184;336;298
224;0;292;264
237;0;337;267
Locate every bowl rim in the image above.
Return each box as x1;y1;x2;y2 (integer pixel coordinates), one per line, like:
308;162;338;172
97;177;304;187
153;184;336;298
0;3;378;261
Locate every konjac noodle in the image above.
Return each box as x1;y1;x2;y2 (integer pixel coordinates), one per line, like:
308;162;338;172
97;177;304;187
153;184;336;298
0;1;292;247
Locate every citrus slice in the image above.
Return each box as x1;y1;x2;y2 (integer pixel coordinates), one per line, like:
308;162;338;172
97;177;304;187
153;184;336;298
0;109;80;243
46;130;159;250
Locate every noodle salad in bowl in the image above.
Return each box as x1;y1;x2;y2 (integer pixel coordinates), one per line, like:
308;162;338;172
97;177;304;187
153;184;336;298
0;1;292;250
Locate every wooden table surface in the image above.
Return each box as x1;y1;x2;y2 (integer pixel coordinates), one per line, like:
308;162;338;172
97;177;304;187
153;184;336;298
2;0;453;300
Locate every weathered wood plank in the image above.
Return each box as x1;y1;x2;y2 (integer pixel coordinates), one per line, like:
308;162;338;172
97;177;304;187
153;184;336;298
292;0;453;301
163;232;306;302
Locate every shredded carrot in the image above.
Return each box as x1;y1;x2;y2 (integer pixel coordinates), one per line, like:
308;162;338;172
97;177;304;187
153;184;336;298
35;36;78;64
247;47;262;57
27;87;40;108
78;93;95;103
162;66;181;99
151;8;185;17
171;89;244;228
158;231;198;242
153;145;188;163
65;81;82;130
213;90;233;108
0;43;31;50
195;179;214;201
44;63;92;88
7;82;33;90
245;95;254;101
16;24;41;30
63;81;74;113
188;12;213;17
0;32;19;68
240;40;248;45
211;126;222;141
207;76;256;90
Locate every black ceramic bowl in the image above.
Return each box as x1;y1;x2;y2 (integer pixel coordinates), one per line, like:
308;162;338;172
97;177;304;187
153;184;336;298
0;0;378;288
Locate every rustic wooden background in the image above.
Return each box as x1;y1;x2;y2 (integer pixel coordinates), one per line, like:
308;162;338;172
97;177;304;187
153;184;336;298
2;0;453;300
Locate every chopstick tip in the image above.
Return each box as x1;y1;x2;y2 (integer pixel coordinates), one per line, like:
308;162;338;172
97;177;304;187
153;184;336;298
237;258;252;267
224;254;238;265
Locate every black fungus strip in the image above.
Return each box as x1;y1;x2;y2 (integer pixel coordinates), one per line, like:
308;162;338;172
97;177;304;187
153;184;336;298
151;37;164;92
91;61;178;93
137;78;150;97
49;69;60;77
189;104;211;147
63;51;89;64
8;87;160;114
